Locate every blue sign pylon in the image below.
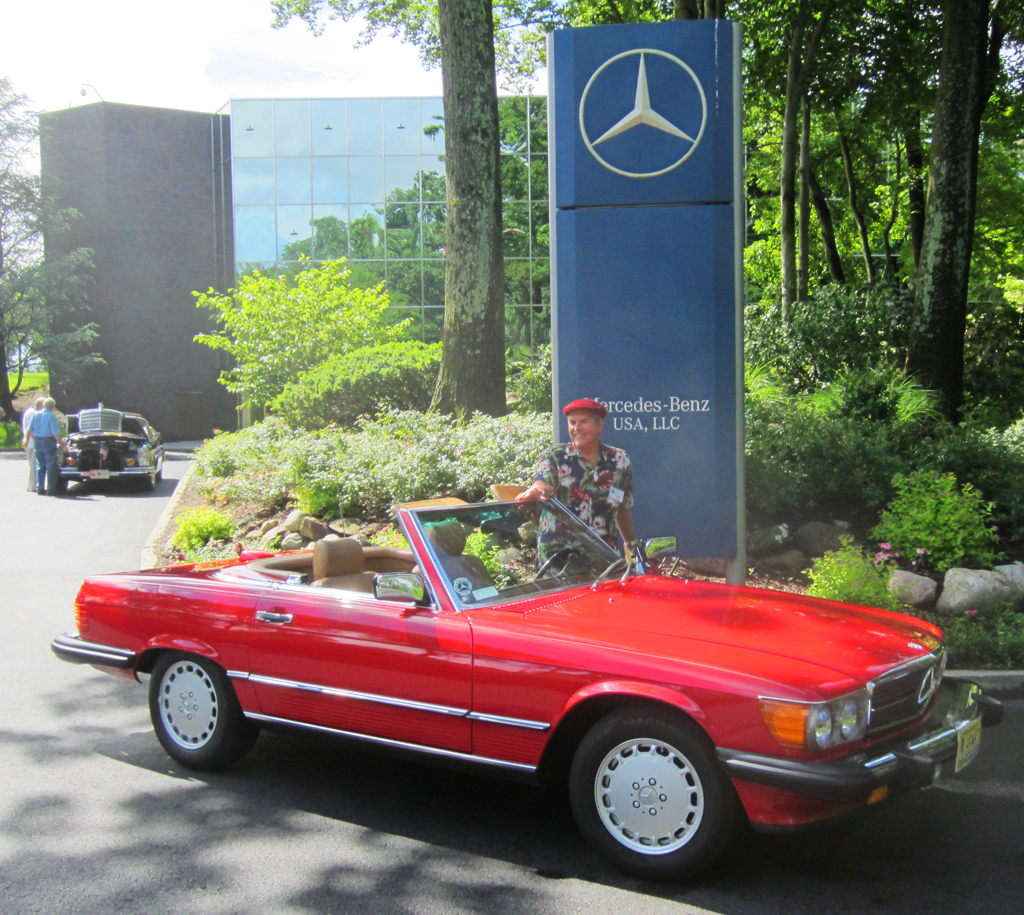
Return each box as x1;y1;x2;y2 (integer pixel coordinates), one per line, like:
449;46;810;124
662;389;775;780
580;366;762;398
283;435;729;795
548;20;745;581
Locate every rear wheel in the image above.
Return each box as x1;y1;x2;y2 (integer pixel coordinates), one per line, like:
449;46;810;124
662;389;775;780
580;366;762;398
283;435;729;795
149;653;259;770
569;707;739;881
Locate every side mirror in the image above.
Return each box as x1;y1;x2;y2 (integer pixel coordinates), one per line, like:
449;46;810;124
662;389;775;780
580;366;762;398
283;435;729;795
643;536;677;561
374;572;429;605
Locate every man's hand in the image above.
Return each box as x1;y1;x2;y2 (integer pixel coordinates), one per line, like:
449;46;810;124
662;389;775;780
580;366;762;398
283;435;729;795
515;482;551;502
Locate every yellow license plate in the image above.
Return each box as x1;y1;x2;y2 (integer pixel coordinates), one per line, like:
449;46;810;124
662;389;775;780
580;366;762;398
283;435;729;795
955;718;982;772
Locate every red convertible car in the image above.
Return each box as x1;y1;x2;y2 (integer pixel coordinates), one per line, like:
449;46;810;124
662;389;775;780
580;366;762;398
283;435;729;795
52;499;1002;880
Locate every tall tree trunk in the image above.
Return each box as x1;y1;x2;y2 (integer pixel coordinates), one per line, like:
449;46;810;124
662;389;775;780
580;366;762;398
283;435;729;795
780;1;835;319
432;0;506;416
836;122;876;284
907;0;1005;418
904;119;926;272
881;139;903;279
798;93;811;301
808;167;846;284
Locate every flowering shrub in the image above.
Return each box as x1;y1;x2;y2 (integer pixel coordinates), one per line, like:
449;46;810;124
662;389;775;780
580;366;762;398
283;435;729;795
807;538;902;612
917;604;1024;669
871;471;1000;573
171;507;235;553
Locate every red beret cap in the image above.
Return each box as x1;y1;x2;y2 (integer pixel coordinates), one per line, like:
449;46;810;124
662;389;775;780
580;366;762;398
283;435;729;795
563;398;607;417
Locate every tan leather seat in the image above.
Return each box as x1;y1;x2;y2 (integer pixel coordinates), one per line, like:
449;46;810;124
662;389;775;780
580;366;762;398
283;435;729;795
424;521;494;595
311;538;377;593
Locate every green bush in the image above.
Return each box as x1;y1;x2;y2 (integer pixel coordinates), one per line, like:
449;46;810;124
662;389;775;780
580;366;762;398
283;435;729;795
918;604;1024;669
192;421;294;507
508;344;553;413
171;507;235;552
807;538;903;612
274;341;441;430
0;422;21;448
871;471;1000;573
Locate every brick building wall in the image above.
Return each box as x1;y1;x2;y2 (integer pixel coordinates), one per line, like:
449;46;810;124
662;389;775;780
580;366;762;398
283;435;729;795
39;102;236;440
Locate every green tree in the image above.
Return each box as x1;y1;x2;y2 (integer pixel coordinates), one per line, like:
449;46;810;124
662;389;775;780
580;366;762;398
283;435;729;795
193;259;410;408
0;78;97;421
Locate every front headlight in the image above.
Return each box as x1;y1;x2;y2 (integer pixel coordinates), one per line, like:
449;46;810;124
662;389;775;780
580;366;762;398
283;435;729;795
760;689;871;752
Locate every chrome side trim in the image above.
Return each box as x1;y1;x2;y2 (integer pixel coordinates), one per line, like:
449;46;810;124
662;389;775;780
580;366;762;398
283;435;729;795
246;673;470;718
466;712;551;731
227;670;249;680
244;712;537;773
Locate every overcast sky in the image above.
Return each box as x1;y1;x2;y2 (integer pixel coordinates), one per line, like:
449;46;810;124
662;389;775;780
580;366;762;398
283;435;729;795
1;0;445;115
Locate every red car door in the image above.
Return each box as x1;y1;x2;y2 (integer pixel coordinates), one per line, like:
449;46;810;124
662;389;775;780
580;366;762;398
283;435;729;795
246;584;474;752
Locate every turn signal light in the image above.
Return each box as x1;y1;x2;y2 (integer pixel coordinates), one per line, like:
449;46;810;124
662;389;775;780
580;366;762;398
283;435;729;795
73;599;88;634
759;700;809;749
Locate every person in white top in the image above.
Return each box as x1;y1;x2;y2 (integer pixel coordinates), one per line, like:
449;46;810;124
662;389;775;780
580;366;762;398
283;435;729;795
21;397;45;493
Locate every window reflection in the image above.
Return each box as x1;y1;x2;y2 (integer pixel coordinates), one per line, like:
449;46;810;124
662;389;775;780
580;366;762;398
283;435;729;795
349;157;384;202
347;99;383;154
385;156;421;198
349;203;384;258
312;100;347;154
231;101;273;156
312;205;348;260
234;205;276;262
276;158;311;204
275;100;310;156
233;158;275;204
312;158;347;203
384;99;421;154
277;205;312;260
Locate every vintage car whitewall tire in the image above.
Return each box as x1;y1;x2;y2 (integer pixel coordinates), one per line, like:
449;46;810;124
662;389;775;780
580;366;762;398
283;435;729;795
149;653;259;770
569;708;739;880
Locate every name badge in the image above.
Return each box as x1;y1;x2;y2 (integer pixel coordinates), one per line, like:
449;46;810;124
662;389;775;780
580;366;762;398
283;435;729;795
608;487;625;506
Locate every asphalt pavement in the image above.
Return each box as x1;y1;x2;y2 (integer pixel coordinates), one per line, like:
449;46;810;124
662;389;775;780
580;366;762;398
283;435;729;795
1;447;1022;915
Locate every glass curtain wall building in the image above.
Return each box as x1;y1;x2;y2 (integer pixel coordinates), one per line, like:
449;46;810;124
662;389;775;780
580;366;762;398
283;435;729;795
228;96;550;350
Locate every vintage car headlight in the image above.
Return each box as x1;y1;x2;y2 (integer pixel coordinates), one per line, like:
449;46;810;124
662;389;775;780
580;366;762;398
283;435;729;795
759;689;871;752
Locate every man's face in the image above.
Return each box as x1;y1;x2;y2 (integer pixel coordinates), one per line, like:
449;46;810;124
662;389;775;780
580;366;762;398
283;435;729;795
567;410;603;451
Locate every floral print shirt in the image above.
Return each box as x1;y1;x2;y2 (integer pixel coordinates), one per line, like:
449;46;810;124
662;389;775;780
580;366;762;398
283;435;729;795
534;442;634;548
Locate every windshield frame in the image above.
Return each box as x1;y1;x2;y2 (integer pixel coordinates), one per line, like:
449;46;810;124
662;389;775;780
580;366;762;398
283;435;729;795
398;499;621;611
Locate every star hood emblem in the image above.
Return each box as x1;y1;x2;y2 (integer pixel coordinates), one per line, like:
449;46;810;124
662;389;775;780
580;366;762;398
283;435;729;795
578;48;708;179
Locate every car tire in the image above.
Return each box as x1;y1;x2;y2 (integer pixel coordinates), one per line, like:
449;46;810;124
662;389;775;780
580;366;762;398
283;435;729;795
54;477;68;493
154;466;163;484
148;653;259;770
569;707;740;881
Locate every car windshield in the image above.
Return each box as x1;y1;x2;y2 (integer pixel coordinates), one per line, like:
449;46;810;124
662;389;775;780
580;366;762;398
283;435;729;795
402;500;621;608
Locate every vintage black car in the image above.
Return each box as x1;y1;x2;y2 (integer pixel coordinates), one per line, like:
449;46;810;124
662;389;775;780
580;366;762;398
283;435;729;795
59;405;164;491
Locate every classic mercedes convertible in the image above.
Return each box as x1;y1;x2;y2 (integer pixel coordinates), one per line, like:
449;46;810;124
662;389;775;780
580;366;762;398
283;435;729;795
52;499;1002;880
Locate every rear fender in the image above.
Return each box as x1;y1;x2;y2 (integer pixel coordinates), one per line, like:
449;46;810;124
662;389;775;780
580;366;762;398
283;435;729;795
136;637;224;675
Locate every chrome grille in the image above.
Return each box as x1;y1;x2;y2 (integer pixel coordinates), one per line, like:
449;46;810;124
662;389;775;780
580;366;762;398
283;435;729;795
78;408;123;433
867;653;943;737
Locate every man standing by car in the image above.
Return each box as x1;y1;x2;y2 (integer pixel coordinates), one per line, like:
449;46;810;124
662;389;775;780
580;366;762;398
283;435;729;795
25;397;69;495
21;396;44;492
516;398;636;552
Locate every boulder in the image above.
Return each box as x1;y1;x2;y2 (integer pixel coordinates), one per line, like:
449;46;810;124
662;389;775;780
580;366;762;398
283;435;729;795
888;570;937;610
795;522;846;558
681;556;730;578
284;510;309;533
299;516;331;541
279;531;306;551
259;519;279;536
747;524;791;557
330;519;363;538
935;568;1024;615
760;549;809;574
994;561;1024;590
259;523;288;549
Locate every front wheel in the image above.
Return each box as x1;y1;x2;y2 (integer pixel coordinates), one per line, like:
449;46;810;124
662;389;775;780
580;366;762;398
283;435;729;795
149;653;259;770
569;708;739;881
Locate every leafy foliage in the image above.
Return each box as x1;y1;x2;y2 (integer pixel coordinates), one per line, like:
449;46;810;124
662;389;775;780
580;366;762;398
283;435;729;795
508;343;552;413
918;604;1024;670
171;507;235;552
194;260;409;408
871;472;1000;574
274;341;441;430
807;537;903;613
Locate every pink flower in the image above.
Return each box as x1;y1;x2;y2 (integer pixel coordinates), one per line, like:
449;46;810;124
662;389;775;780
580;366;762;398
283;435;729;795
965;610;979;617
880;543;891;550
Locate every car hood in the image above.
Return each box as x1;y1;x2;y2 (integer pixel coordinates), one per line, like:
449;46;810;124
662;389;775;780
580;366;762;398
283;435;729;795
519;575;941;683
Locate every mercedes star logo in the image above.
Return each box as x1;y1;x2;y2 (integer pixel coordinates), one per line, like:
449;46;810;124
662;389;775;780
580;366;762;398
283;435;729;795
578;48;708;179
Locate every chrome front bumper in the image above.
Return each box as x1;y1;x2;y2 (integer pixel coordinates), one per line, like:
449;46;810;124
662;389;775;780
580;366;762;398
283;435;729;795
717;678;1003;804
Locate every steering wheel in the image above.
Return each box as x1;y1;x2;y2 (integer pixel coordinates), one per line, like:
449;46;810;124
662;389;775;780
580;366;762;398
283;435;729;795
533;546;585;581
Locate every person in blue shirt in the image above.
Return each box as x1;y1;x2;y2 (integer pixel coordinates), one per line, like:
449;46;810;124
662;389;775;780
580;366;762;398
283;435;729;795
21;396;44;492
25;398;69;495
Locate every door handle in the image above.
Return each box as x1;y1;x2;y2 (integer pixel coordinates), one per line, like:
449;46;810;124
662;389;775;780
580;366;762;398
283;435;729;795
255;610;293;624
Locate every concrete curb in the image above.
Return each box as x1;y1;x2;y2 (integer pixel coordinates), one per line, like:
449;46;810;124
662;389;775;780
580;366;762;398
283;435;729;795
947;669;1024;699
140;461;195;569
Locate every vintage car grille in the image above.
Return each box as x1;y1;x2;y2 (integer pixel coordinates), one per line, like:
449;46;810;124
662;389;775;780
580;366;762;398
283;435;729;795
867;652;944;737
79;408;123;433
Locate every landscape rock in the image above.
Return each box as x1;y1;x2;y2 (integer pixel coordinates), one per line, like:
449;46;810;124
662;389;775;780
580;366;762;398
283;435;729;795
795;522;846;558
935;568;1024;615
299;516;331;541
330;519;363;537
681;556;730;578
279;532;306;551
284;510;309;533
888;570;938;610
759;549;809;574
259;519;278;536
994;561;1024;590
747;524;791;557
259;523;288;548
